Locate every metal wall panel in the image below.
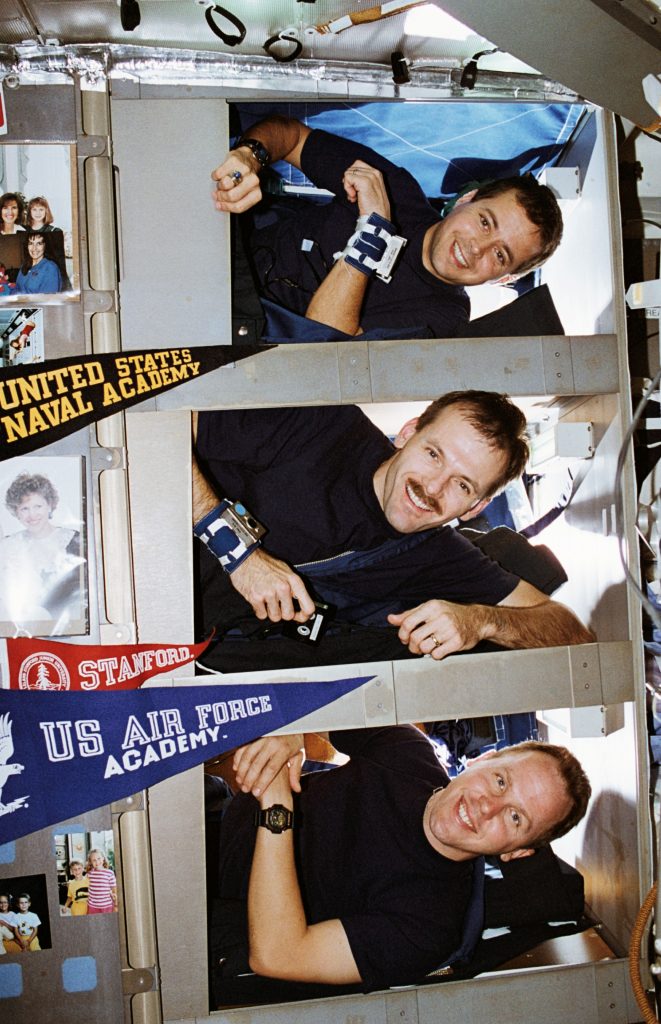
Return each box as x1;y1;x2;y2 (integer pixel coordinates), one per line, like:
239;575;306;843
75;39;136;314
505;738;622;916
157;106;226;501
110;98;232;350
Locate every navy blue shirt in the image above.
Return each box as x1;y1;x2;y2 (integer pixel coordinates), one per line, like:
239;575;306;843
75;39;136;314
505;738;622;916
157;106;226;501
217;726;475;992
250;129;469;338
196;405;518;622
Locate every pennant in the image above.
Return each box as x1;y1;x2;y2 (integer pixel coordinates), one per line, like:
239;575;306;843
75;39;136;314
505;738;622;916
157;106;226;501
0;345;270;459
0;678;372;843
4;636;214;691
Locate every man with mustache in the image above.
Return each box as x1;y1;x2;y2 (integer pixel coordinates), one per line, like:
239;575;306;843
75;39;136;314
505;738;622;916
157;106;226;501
209;724;591;994
213;115;563;340
193;391;593;665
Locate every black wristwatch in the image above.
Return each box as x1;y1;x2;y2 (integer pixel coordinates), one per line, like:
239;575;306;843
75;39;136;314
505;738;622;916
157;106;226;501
254;803;294;833
231;136;271;170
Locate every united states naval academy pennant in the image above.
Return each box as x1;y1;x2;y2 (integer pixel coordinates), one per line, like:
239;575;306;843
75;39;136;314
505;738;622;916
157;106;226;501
0;675;374;844
0;345;271;460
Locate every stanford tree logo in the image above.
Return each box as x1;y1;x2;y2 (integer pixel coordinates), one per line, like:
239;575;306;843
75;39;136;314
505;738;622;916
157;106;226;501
18;652;70;691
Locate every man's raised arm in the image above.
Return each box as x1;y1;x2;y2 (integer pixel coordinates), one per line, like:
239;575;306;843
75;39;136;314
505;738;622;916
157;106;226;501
389;580;595;660
212;115;311;215
247;746;361;985
192;413;315;623
305;159;396;336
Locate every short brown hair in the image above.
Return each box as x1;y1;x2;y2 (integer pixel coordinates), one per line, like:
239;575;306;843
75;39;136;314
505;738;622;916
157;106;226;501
472;174;563;275
5;472;58;516
491;740;591;845
415;390;528;498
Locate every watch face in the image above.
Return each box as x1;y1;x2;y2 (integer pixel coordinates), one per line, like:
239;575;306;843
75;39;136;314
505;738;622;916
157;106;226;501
269;807;288;830
263;803;292;833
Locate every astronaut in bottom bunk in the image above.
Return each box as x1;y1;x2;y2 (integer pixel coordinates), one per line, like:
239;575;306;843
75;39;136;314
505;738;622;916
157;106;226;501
209;725;591;993
193;390;594;664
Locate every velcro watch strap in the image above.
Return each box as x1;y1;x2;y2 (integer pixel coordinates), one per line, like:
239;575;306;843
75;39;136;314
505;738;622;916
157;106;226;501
193;499;266;574
334;212;407;283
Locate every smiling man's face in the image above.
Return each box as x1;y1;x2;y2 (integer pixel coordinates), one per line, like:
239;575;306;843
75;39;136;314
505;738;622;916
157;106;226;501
423;750;572;862
373;405;506;533
422;188;543;286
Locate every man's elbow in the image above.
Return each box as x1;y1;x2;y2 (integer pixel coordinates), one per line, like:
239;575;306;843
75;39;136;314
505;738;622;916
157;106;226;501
572;622;597;645
248;947;296;980
550;602;596;646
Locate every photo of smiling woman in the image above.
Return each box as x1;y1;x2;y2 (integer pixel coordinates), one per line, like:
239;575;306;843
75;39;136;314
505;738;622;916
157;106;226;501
0;193;25;235
16;232;63;294
0;457;87;636
0;144;78;303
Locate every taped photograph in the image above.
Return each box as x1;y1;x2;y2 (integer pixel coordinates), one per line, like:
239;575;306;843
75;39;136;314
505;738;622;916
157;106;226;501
0;873;51;953
55;829;117;918
0;455;87;637
0;308;44;367
0;143;78;303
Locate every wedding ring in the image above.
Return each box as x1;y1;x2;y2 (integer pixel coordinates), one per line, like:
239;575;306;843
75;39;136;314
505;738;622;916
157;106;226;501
230;169;243;184
430;633;441;648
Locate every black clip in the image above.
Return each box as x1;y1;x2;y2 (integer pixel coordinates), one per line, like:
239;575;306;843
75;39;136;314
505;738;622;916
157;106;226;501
460;48;498;90
120;0;141;31
204;5;247;46
263;31;303;63
391;51;410;85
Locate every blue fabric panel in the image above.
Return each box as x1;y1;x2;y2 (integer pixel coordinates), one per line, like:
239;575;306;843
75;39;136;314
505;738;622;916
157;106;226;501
235;101;584;199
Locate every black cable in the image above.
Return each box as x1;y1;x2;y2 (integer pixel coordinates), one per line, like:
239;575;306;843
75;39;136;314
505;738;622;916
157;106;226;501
460;48;498;90
624;218;661;231
615;368;661;631
252;239;331;302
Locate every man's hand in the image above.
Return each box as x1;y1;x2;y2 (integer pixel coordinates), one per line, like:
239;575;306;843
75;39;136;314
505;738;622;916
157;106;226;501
388;600;483;660
342;160;391;221
211;148;263;214
389;589;594;660
230;548;316;622
233;734;305;799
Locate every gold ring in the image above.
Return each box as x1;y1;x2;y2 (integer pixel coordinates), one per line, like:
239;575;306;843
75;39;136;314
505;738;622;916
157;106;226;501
430;633;441;648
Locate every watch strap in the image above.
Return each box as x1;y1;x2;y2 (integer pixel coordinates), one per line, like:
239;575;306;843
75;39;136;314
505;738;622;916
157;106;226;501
193;498;266;574
231;136;271;170
334;212;407;283
254;803;295;832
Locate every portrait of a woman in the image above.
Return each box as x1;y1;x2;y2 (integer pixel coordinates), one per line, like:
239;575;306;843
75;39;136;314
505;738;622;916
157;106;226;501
0;471;84;633
16;232;63;294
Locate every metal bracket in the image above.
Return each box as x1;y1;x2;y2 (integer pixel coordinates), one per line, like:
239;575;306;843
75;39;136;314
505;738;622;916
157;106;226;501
542;337;575;394
338;341;372;402
89;444;126;472
363;668;396;724
569;642;603;706
121;965;158;996
111;791;146;813
78;134;108;157
83;289;115;313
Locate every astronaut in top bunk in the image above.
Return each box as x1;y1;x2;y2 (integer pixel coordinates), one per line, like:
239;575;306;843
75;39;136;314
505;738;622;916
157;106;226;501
211;114;563;340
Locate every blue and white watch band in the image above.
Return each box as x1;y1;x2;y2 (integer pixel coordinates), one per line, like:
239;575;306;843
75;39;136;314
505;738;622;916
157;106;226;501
193;499;266;574
334;212;407;283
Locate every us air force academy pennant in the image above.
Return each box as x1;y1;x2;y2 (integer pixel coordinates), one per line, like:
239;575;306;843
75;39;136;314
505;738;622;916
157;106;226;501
0;346;269;460
5;635;214;691
0;677;373;843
